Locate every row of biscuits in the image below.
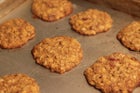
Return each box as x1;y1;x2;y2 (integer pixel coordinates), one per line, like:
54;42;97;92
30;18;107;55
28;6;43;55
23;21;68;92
0;0;140;93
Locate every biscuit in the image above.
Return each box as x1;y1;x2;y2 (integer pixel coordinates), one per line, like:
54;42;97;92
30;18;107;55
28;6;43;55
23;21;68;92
0;73;40;93
32;0;73;22
84;52;140;93
32;36;83;74
0;18;35;49
117;21;140;51
70;9;113;35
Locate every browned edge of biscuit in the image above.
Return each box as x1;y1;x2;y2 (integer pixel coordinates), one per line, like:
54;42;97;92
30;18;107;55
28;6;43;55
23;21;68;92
116;33;131;51
69;22;111;36
32;9;73;22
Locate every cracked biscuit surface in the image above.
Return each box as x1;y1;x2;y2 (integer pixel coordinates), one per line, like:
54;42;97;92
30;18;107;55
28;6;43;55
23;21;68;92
117;21;140;51
32;0;73;22
70;9;113;35
0;74;40;93
84;52;140;93
32;36;83;74
0;18;35;49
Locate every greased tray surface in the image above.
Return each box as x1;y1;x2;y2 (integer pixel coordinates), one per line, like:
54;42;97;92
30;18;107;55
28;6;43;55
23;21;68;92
0;0;140;93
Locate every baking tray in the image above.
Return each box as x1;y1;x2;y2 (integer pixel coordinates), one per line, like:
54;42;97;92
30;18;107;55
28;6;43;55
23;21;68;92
0;0;140;93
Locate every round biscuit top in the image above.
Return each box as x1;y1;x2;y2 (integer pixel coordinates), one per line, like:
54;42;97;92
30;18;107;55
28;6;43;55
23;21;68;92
117;21;140;51
0;18;35;49
0;74;40;93
70;9;113;35
84;52;140;93
32;36;83;74
32;0;73;21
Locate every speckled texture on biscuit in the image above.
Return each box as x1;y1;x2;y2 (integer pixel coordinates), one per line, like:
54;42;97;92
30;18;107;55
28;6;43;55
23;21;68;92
0;18;35;49
117;21;140;51
70;9;113;35
84;52;140;93
32;36;83;74
0;74;40;93
32;0;73;22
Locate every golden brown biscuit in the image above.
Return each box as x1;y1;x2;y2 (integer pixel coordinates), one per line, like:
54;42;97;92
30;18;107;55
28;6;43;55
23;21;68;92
70;9;113;35
32;36;83;74
84;52;140;93
0;18;35;49
32;0;73;22
0;73;40;93
117;21;140;51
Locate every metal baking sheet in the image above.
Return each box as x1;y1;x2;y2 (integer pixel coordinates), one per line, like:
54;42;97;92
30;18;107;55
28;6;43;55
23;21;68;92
0;0;140;93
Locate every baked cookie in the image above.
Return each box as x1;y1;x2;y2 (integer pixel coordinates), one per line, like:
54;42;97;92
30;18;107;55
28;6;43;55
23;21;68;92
32;0;73;22
117;21;140;51
32;36;83;74
70;9;113;35
0;73;40;93
0;18;35;49
84;52;140;93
